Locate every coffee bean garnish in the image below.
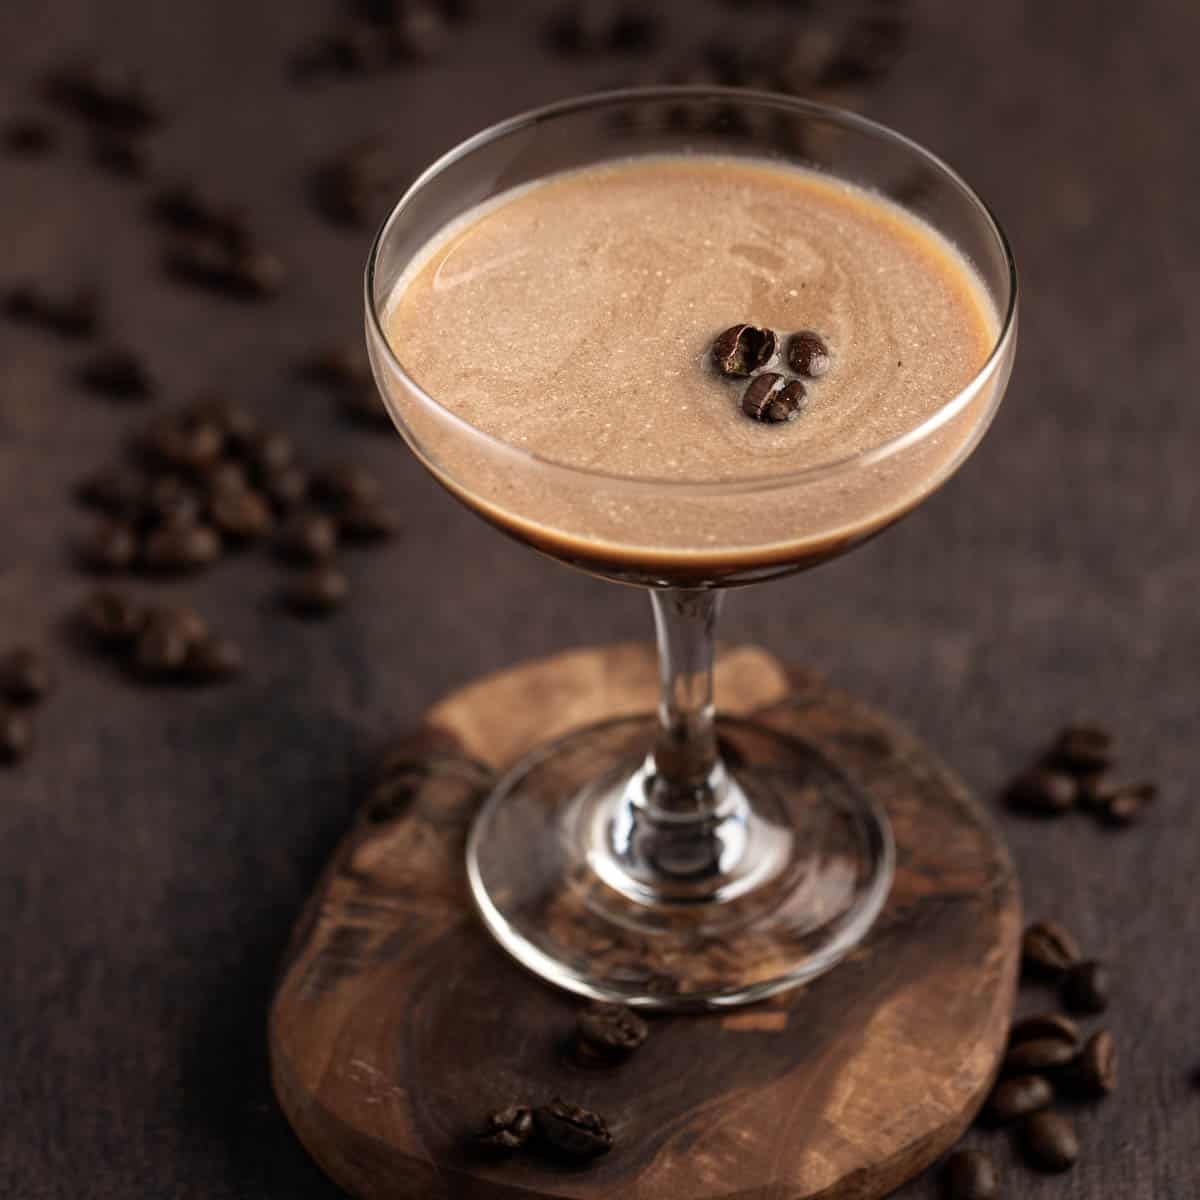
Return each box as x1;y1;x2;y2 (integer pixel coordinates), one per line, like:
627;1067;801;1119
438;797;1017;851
1002;1037;1077;1077
283;565;349;617
80;589;145;645
742;373;808;424
277;512;339;564
1060;959;1109;1015
474;1104;534;1154
1064;1029;1116;1099
77;347;153;401
0;648;53;706
3;117;58;157
0;707;34;765
1006;766;1076;816
532;1099;613;1160
1019;1110;1078;1173
940;1148;997;1200
712;323;778;377
787;330;832;378
985;1073;1054;1124
574;1002;648;1064
1008;1012;1079;1048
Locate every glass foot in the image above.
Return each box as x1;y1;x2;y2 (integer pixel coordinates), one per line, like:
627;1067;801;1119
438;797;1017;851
466;715;894;1010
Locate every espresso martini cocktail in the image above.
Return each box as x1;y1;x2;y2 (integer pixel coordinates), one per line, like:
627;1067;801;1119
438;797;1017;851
365;91;1017;1008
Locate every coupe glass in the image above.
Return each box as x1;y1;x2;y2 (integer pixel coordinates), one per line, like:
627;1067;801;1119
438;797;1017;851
364;88;1017;1010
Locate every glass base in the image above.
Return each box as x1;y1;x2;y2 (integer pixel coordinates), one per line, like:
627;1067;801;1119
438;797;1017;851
466;715;894;1010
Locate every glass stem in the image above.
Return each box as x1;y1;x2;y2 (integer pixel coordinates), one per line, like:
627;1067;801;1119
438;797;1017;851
647;587;724;815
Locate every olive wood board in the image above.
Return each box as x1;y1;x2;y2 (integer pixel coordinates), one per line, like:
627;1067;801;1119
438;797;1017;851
269;642;1021;1200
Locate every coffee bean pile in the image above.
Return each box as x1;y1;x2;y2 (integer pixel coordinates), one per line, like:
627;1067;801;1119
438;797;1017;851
0;647;53;766
1005;722;1158;827
942;916;1119;1195
472;1000;647;1165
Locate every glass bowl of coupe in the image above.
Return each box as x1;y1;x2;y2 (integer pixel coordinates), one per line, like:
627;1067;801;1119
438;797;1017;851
365;88;1017;1009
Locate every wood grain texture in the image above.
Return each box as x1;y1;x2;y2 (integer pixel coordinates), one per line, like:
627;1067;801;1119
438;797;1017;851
270;644;1020;1200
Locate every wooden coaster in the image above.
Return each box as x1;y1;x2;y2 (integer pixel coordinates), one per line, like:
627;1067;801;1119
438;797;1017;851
270;643;1020;1200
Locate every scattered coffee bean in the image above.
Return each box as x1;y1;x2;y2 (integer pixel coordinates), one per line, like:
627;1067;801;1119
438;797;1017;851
165;238;285;300
574;1002;648;1064
139;413;225;475
0;708;34;765
532;1099;613;1160
277;512;339;564
1006;767;1076;815
1020;1111;1078;1173
89;133;147;178
712;323;778;377
189;396;259;448
142;475;201;530
288;27;379;83
134;620;191;679
150;183;248;249
1089;780;1157;827
985;1073;1054;1124
1022;920;1081;977
1064;1029;1116;1098
0;648;53;705
142;523;222;573
475;1105;534;1154
263;465;310;512
1048;722;1115;774
77;347;153;401
384;2;451;61
245;431;296;477
3;281;99;338
940;1148;997;1200
1008;1012;1079;1048
3;116;58;157
548;1;658;55
742;373;805;423
818;10;909;89
312;146;386;229
209;487;274;541
338;498;398;543
787;330;832;378
43;59;162;134
283;565;349;616
77;466;147;518
1003;1037;1077;1077
206;460;251;498
184;635;244;683
311;463;381;508
80;588;145;644
1061;960;1109;1015
78;520;139;573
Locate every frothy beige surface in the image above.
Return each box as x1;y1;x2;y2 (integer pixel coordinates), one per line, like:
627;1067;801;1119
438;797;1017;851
379;156;1003;581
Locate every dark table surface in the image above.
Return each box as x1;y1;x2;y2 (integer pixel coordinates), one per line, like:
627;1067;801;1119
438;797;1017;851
3;1;1198;1196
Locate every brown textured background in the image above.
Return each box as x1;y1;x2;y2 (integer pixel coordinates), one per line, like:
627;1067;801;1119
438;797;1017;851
1;1;1197;1196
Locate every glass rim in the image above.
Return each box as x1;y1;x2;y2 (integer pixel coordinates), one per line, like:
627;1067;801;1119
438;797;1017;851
364;85;1019;495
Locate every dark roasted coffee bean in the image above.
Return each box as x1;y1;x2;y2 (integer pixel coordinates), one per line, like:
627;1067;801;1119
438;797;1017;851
311;463;381;508
80;588;145;644
1020;1111;1078;1173
77;466;147;517
282;565;349;616
338;498;398;543
1008;1012;1079;1048
475;1104;533;1153
142;475;200;529
89;133;147;178
549;1;656;55
0;707;33;765
139;415;225;474
1090;780;1157;827
77;347;152;400
1022;920;1081;976
210;487;273;541
142;523;222;573
787;330;832;378
712;323;778;376
940;1148;997;1200
985;1073;1054;1124
818;10;909;88
575;1002;648;1064
1048;722;1114;773
145;605;208;647
0;648;53;705
1007;767;1076;815
741;373;805;423
3;117;58;157
188;396;259;447
1065;1030;1116;1098
151;184;248;249
386;2;451;61
78;520;139;573
184;635;244;683
44;59;162;134
3;282;99;338
1061;960;1109;1015
134;621;190;679
206;460;251;498
245;431;295;477
311;155;377;228
287;25;384;83
164;237;283;300
277;512;339;563
227;247;285;298
264;465;310;512
532;1099;613;1160
1003;1037;1077;1076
